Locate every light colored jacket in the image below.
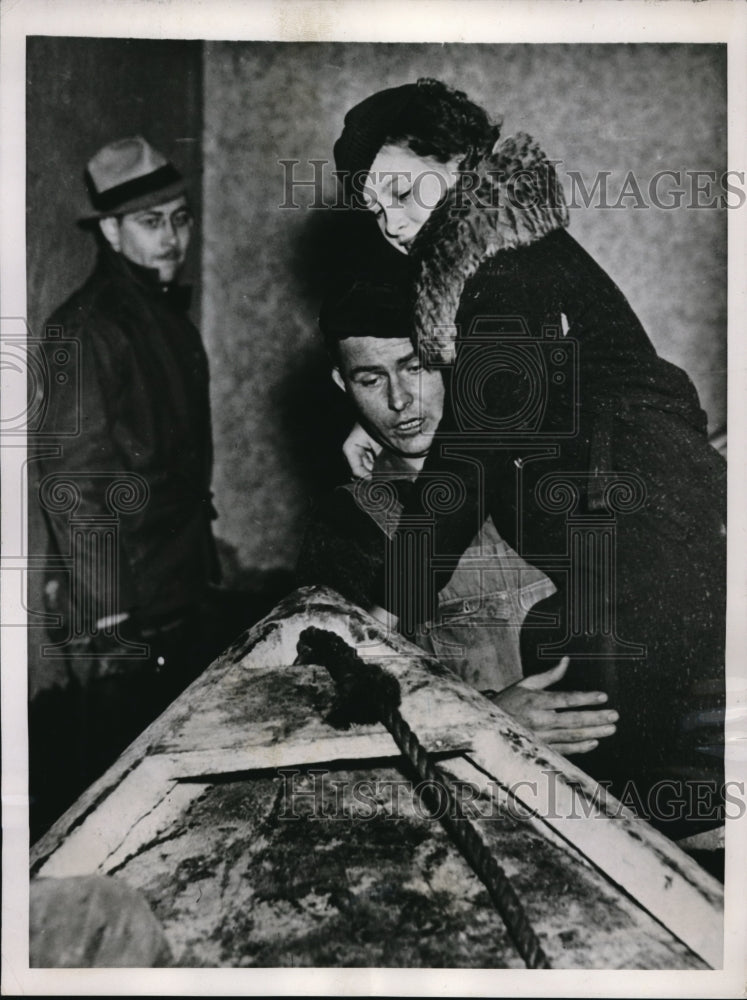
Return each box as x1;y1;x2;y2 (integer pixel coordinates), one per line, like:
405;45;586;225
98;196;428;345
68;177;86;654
343;450;555;692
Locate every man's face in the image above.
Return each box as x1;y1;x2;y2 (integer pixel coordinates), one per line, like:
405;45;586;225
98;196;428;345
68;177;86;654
334;336;445;458
102;195;193;282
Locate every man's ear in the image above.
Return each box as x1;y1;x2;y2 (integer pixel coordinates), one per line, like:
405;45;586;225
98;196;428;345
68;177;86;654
98;217;121;252
331;367;346;394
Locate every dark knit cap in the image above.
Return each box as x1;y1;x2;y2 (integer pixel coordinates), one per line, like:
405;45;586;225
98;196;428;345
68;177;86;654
319;277;412;354
333;82;421;182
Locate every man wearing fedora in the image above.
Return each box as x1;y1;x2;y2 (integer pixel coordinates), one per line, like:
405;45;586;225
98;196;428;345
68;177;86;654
30;136;229;837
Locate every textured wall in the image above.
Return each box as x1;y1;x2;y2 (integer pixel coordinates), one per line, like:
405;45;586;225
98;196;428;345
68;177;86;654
202;42;726;574
26;37;204;337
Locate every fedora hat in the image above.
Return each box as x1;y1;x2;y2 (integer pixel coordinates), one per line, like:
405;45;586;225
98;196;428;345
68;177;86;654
79;135;188;221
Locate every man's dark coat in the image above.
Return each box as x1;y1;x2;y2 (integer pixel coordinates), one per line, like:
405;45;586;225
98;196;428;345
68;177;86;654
38;242;219;627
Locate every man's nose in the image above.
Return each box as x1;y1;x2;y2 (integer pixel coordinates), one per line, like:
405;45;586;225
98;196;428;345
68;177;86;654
161;220;178;246
388;377;413;411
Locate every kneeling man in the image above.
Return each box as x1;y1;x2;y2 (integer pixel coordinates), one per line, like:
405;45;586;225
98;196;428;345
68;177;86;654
297;277;618;755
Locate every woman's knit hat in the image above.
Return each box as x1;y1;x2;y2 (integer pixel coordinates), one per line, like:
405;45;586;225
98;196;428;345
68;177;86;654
333;82;420;182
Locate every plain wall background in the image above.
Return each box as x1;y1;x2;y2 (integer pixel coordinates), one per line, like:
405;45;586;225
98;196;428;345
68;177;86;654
25;39;727;694
202;41;727;574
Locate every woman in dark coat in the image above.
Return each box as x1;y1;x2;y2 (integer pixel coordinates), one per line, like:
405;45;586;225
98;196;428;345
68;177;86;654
332;78;726;833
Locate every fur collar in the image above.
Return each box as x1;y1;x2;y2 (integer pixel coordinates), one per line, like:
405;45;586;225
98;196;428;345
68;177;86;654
409;133;569;364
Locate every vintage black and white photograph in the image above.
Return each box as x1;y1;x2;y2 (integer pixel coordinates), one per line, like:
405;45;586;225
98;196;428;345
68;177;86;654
1;0;745;994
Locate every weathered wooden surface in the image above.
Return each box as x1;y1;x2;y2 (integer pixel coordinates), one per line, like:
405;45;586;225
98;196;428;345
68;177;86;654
32;663;475;880
30;589;469;875
103;764;705;969
30;586;723;969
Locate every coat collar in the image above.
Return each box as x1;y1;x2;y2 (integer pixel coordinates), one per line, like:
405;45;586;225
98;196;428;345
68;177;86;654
98;243;193;311
409;133;569;364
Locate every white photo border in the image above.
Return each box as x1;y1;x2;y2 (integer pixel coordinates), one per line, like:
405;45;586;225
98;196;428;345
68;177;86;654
2;0;745;996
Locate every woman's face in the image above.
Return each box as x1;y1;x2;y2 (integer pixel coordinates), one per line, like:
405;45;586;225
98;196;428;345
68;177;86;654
362;144;461;254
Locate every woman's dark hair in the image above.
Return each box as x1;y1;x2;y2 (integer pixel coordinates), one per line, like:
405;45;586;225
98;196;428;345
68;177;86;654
334;78;502;190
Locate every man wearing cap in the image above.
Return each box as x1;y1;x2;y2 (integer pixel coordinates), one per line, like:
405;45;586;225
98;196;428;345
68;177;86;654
31;137;224;835
297;276;620;757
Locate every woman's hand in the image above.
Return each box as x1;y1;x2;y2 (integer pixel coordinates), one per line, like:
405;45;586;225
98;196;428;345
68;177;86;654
343;422;382;479
487;656;618;755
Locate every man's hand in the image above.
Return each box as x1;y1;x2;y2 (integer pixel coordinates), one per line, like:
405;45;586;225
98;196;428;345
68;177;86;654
343;422;382;479
487;657;618;755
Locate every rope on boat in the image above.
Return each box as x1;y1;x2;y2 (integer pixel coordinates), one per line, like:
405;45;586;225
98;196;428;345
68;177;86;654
296;626;551;970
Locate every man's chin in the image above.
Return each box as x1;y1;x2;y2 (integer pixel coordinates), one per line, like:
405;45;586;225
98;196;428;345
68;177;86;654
155;261;181;283
385;434;433;459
